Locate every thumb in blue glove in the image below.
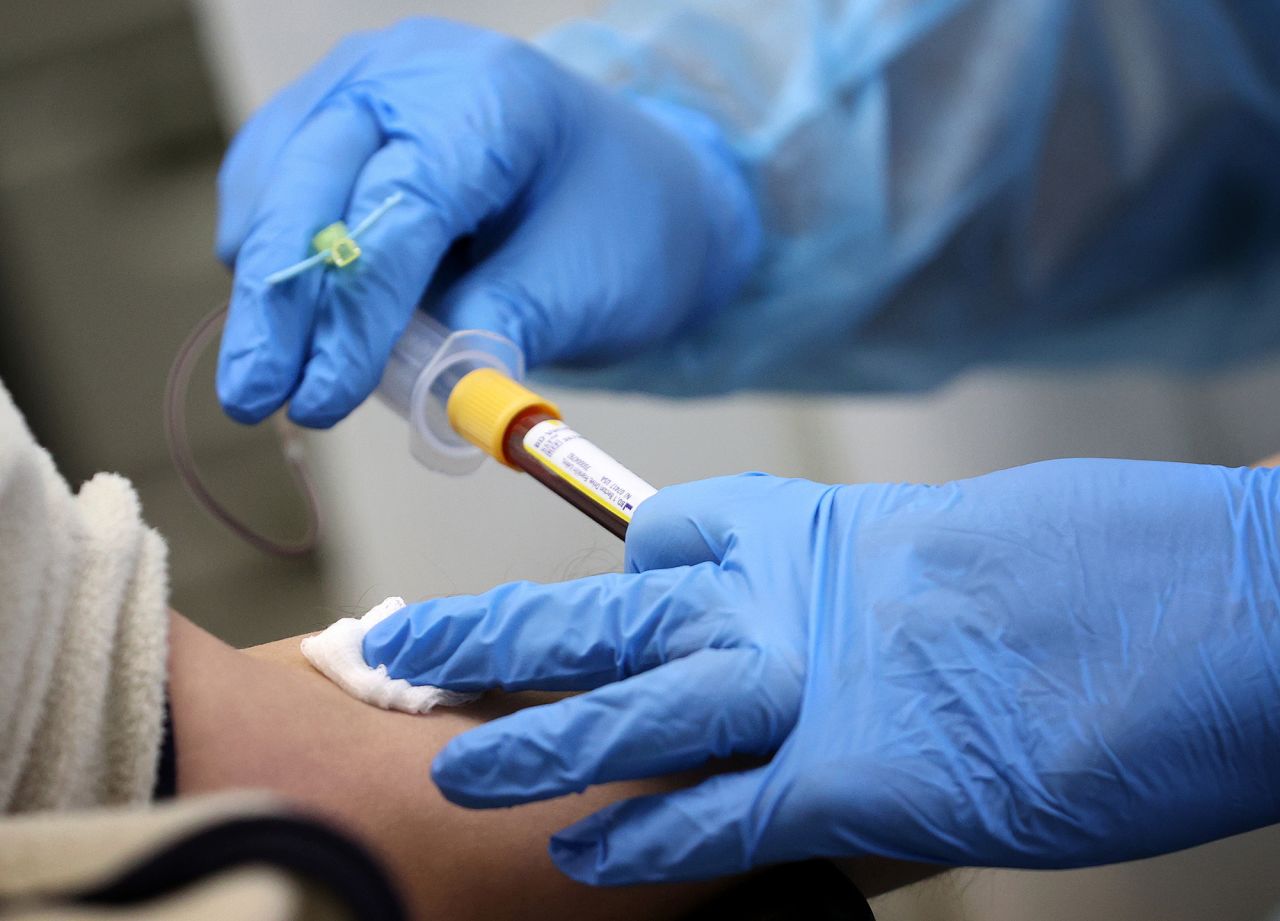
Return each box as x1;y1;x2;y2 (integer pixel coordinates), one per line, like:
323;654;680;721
363;462;1280;885
215;18;759;427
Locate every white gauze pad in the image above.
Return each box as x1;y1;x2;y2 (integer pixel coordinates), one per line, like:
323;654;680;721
300;596;478;714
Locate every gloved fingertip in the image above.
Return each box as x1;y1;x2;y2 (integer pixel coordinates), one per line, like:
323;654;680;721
548;839;602;885
286;345;381;429
430;740;507;809
549;818;609;885
285;370;363;429
215;352;287;425
359;615;403;668
218;394;275;426
285;397;346;430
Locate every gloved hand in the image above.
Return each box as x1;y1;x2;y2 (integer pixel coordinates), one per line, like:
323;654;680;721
363;461;1280;884
215;18;759;427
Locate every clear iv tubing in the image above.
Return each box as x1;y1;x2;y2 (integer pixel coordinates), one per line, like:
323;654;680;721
165;304;523;556
164;301;321;558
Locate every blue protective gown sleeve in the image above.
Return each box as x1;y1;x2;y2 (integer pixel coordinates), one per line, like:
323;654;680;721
537;1;1280;395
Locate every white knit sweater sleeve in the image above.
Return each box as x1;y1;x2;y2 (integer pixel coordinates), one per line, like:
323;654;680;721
0;379;169;812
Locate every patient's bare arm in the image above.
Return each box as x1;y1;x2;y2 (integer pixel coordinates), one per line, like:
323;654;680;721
167;614;721;921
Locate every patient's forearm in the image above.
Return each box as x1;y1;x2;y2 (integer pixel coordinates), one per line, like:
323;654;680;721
167;614;719;921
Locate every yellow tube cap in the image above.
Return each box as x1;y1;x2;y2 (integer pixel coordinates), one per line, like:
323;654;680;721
447;368;560;467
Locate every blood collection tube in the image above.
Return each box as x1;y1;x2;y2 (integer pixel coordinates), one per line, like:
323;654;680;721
445;369;657;539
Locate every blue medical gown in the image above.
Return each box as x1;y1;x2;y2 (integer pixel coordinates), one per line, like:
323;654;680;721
537;1;1280;395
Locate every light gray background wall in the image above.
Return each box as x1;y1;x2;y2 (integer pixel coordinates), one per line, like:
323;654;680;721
191;2;1280;918
0;0;326;647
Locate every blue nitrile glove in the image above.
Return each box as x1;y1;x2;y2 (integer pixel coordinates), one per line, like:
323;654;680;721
363;462;1280;885
215;18;759;427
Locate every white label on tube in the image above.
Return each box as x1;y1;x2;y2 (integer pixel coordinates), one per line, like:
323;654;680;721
523;420;657;522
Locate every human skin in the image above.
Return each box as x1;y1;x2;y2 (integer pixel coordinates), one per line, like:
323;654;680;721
167;613;723;921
